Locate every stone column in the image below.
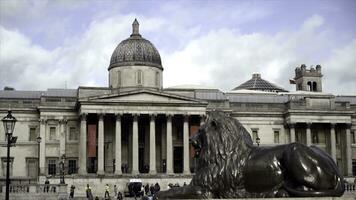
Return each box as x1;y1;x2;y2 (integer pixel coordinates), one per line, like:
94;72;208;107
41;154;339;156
289;123;296;143
79;114;87;175
97;114;105;175
115;114;122;175
132;114;139;174
59;118;67;156
306;123;312;146
149;114;157;174
346;124;352;176
39;118;47;175
183;115;190;174
200;115;205;126
166;114;173;174
330;123;336;162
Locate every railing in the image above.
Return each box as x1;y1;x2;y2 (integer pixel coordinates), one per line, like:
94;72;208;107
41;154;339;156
0;184;59;194
345;182;356;193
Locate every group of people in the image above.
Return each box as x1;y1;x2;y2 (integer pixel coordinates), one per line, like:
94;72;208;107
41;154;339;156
143;183;161;196
84;184;123;200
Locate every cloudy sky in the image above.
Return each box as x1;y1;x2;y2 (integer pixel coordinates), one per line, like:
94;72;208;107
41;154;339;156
1;0;355;94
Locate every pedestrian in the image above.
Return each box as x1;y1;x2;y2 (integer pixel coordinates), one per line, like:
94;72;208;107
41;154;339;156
114;184;118;197
69;185;75;199
144;183;149;195
44;179;50;193
149;184;154;195
95;196;99;200
117;191;123;200
104;183;110;199
154;183;160;194
85;184;91;199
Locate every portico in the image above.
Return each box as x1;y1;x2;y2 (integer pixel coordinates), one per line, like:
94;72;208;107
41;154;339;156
77;89;206;176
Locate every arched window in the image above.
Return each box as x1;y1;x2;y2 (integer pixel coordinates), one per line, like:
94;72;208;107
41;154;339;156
312;82;317;91
307;81;312;91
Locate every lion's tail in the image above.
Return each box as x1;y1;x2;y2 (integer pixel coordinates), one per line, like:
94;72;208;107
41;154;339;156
283;176;345;197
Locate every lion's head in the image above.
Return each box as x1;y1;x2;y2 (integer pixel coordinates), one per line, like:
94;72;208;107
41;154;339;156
189;111;254;198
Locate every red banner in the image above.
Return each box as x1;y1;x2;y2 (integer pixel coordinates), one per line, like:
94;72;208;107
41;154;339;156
87;124;97;157
189;125;200;158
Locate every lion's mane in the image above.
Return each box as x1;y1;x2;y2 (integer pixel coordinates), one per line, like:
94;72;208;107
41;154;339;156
191;111;254;198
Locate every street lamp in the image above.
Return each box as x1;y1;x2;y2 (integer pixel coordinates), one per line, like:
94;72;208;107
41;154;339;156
2;110;17;200
256;137;261;147
59;154;66;184
36;136;42;183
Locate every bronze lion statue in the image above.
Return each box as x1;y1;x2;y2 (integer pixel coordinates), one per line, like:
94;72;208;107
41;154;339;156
156;111;345;199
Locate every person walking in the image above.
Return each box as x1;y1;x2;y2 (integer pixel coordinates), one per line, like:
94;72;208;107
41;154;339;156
69;185;75;199
114;184;118;197
86;184;94;200
104;183;110;199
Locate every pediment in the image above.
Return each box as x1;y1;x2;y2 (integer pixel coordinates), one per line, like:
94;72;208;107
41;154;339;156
83;90;201;104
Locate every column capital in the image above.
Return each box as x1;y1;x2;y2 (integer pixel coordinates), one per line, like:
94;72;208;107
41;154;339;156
80;113;87;121
166;114;173;120
330;123;336;129
150;114;156;120
132;113;139;120
115;113;122;120
98;113;104;120
306;122;312;128
59;118;68;124
39;118;47;124
183;114;189;121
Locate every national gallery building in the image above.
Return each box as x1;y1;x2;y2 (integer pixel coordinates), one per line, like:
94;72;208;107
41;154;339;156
0;20;355;193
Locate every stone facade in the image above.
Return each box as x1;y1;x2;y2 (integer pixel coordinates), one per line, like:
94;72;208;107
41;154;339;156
0;20;356;197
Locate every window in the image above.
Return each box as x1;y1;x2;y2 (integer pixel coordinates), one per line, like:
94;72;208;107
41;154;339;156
117;71;121;86
312;82;317;91
49;127;56;141
27;158;38;178
1;157;14;176
29;127;37;141
68;159;77;174
48;159;57;175
274;130;280;144
155;71;160;86
352;159;356;176
251;129;259;143
312;131;319;144
68;127;78;141
137;70;142;85
352;131;356;144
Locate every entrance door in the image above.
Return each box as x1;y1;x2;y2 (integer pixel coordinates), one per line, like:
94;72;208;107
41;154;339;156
173;146;183;173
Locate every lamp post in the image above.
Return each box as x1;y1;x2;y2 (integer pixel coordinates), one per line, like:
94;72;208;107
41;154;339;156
60;154;66;184
2;110;17;200
36;136;42;183
256;137;260;147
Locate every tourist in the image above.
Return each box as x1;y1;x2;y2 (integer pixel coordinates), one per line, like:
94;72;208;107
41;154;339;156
154;183;160;193
44;179;50;193
117;191;123;200
149;184;154;195
144;183;149;195
86;184;94;199
104;183;110;199
69;185;75;199
114;184;118;197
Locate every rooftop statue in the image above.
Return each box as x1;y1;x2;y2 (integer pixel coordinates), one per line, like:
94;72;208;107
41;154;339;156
156;111;345;199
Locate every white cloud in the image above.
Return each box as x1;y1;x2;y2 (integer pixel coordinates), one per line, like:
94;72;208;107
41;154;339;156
0;13;355;95
163;14;356;95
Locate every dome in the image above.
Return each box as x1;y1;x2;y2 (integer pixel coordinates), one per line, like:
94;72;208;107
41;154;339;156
109;19;162;70
232;73;288;92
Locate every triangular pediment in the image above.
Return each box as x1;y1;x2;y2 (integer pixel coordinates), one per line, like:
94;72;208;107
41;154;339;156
81;89;202;104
